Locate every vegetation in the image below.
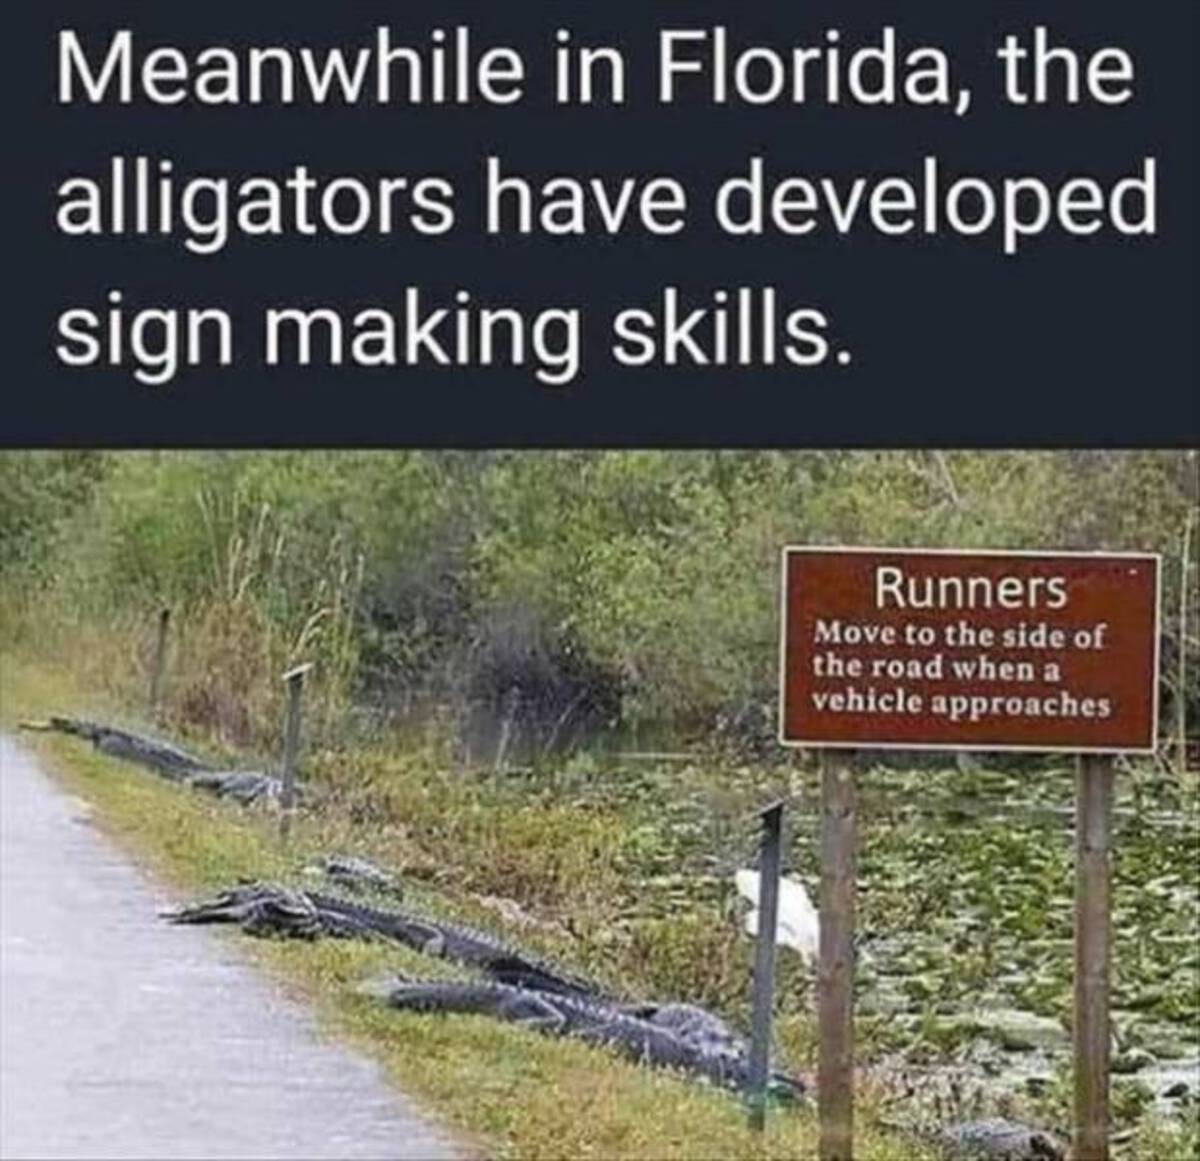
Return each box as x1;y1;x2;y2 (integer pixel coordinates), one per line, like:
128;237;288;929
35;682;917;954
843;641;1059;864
3;659;942;1161
2;450;1196;757
2;450;1197;1158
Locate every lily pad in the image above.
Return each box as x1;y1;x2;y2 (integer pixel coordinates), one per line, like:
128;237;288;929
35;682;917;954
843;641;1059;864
973;1008;1069;1052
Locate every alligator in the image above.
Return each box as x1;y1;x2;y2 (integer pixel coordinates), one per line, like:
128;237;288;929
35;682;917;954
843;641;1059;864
26;717;282;804
168;883;808;1100
164;882;324;938
35;716;211;779
375;978;806;1102
310;891;608;998
620;1001;747;1060
165;882;606;999
184;770;283;805
927;1119;1065;1160
162;882;377;940
310;854;404;898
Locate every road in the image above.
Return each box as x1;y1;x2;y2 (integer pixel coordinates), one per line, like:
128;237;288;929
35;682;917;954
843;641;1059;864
0;735;458;1161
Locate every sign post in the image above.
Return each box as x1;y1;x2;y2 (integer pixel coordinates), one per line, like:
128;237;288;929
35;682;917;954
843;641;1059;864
779;547;1160;1161
1075;753;1114;1161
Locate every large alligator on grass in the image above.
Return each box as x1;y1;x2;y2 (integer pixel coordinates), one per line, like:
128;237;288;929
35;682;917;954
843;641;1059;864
161;882;1062;1150
167;886;756;1044
166;881;804;1097
373;977;806;1102
165;881;605;998
163;882;374;939
312;891;608;998
40;716;209;779
24;717;282;804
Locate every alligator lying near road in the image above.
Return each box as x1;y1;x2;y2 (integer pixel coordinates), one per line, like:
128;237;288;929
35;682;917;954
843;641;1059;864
164;882;374;939
167;881;805;1098
369;982;1060;1157
36;717;209;779
23;717;282;804
166;881;1062;1153
373;977;806;1102
312;892;607;998
168;885;769;1056
164;882;368;939
165;881;605;998
170;881;773;1058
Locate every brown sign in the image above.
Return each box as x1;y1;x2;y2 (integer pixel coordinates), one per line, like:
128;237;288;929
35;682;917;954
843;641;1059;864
780;547;1160;753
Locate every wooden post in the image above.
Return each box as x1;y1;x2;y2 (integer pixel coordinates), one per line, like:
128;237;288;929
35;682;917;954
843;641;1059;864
149;607;170;718
819;751;857;1161
1074;753;1114;1161
747;800;785;1131
279;663;311;843
494;685;521;776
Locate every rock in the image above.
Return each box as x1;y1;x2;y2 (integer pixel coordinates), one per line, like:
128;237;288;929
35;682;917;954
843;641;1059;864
1163;1080;1189;1099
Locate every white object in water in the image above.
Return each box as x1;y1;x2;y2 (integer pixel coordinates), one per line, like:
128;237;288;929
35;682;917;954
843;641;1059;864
735;869;819;963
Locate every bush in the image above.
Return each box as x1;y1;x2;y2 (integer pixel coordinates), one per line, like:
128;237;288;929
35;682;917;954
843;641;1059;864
5;449;1196;752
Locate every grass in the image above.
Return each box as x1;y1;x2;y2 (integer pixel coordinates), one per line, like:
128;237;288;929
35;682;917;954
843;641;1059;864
1;654;944;1161
4;650;1196;1160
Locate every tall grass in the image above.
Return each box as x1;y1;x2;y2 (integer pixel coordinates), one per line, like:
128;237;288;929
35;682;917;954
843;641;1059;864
3;469;364;755
163;487;364;750
3;449;1196;756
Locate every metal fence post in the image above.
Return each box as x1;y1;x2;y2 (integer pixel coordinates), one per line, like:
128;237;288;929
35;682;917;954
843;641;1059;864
149;607;170;718
747;799;785;1131
279;663;311;843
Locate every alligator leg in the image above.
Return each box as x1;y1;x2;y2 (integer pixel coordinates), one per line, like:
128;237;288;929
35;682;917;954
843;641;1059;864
496;991;570;1036
393;917;448;957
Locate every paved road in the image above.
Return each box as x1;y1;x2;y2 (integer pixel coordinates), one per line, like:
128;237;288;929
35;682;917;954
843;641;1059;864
0;736;458;1161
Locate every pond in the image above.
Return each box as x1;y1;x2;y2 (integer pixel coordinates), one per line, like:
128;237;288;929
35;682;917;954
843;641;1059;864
540;753;1199;1136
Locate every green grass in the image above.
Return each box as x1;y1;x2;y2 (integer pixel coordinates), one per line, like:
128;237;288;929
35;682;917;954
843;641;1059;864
4;653;1196;1160
1;656;942;1161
